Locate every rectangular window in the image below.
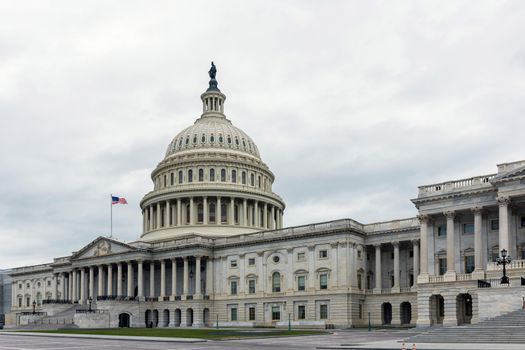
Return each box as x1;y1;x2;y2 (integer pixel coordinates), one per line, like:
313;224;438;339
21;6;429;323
18;298;22;308
297;276;306;291
409;250;414;258
298;305;306;320
463;223;474;234
248;279;256;294
491;219;499;230
366;274;371;290
366;253;370;261
357;250;362;259
47;281;51;286
249;307;256;321
522;251;525;260
465;255;475;273
297;252;305;261
271;306;280;321
320;304;328;320
410;274;414;286
231;307;237;321
359;303;363;319
521;217;525;227
26;297;30;307
18;284;22;289
230;260;238;268
320;273;328;290
439;258;447;275
319;250;328;259
438;225;447;237
231;280;238;295
357;274;362;290
390;252;394;259
248;258;255;266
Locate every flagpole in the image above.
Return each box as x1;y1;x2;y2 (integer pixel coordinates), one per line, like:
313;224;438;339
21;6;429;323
110;193;113;238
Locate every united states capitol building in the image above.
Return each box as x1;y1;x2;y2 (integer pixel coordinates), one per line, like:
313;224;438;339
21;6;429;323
5;65;525;329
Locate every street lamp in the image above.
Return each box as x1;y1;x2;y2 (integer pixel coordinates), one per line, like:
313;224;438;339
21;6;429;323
32;301;36;315
88;297;93;312
496;249;512;285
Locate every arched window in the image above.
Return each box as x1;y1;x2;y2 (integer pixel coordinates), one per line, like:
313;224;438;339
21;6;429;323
193;135;197;144
201;134;206;143
219;134;223;143
242;171;246;184
186;204;190;224
210;134;215;143
163;175;167;187
179;170;183;184
188;169;193;183
258;176;261;188
221;203;227;223
234;204;239;224
221;169;226;182
198;169;204;182
231;170;237;183
170;173;174;186
250;173;255;186
209;203;216;223
197;203;204;223
210;168;215;181
272;272;281;292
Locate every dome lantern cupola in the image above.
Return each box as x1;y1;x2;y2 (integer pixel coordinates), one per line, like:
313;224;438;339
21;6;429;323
201;61;226;116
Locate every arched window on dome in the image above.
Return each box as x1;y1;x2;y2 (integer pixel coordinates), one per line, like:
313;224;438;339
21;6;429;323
210;168;215;182
250;173;255;186
231;170;237;183
201;134;206;143
179;170;183;184
170;173;174;186
188;169;193;183
264;178;267;190
242;171;246;185
219;134;223;143
234;204;239;224
258;176;261;188
197;203;204;223
193;135;197;144
221;169;226;182
221;202;227;224
163;175;167;188
210;134;215;143
186;204;190;224
209;202;216;223
272;272;281;293
198;169;204;182
235;137;239;146
242;139;246;149
227;136;232;144
185;137;189;145
179;139;183;147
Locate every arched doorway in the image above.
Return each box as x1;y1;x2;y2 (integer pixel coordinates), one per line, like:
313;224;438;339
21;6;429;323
429;295;444;325
186;308;194;327
457;293;472;325
118;313;130;328
400;302;412;325
382;303;392;325
203;308;210;327
145;310;152;327
162;309;170;327
152;310;159;327
174;309;181;327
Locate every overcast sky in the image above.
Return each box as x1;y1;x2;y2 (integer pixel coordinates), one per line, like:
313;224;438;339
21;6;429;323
1;1;525;268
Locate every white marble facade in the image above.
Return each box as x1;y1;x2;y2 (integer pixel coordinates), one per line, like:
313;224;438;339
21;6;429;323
7;67;525;329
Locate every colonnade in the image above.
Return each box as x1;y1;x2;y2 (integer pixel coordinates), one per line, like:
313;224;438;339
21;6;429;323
63;256;213;304
142;196;283;233
372;240;419;293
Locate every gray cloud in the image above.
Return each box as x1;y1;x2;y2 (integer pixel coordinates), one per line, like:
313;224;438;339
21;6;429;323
1;0;525;267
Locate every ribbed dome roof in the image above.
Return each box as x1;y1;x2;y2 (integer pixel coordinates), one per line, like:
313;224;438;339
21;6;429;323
164;116;261;159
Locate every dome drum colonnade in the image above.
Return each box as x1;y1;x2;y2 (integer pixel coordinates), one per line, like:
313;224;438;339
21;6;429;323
140;62;285;239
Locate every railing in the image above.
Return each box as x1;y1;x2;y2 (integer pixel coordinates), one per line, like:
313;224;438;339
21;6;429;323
19;312;45;316
76;309;108;314
174;296;181;300
42;299;72;304
400;287;413;293
186;295;193;300
429;275;444;283
381;288;392;294
418;174;496;197
487;260;525;271
97;295;137;301
457;273;473;281
145;297;158;302
478;280;491;288
203;295;210;300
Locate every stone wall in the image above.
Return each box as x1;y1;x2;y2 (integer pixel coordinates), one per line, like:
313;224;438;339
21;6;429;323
74;312;110;328
477;286;525;321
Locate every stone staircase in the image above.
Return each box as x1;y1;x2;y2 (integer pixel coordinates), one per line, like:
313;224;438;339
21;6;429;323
406;309;525;343
18;305;85;330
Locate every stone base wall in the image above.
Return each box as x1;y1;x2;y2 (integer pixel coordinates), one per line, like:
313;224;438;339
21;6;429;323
363;292;417;327
477;287;525;321
74;313;110;328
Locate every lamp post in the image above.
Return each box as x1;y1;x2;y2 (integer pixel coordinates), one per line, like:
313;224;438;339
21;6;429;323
32;301;36;315
496;249;512;285
88;296;93;312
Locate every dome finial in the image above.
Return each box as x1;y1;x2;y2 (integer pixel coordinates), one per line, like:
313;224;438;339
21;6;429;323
207;61;220;91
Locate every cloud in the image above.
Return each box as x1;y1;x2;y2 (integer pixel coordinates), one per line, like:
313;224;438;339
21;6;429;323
1;0;525;267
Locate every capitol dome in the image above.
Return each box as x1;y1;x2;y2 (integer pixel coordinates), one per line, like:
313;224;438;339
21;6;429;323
139;63;285;241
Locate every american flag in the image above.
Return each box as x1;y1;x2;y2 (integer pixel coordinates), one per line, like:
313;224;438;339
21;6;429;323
111;196;128;205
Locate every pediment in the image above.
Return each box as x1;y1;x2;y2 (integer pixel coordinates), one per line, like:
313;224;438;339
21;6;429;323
71;236;138;260
492;165;525;183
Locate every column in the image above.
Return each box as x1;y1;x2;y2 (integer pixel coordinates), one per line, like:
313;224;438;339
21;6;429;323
183;257;189;297
307;246;315;291
444;211;456;281
271;206;275;229
229;197;235;224
203;197;208;224
177;198;182;226
417;215;430;283
117;263;123;296
412;240;419;287
472;207;485;278
69;271;74;302
254;201;259;227
80;268;85;303
160;260;166;298
149;206;154;231
149;261;155;297
393;242;400;292
156;202;161;229
243;199;247;226
287;249;294;290
97;265;103;297
171;258;177;298
206;258;213;296
54;273;59;299
217;197;221;225
88;266;94;299
263;203;268;229
195;256;202;297
127;261;134;298
60;273;66;299
107;264;113;296
189;197;195;225
71;269;77;302
137;260;144;298
165;201;171;227
498;196;510;253
374;244;382;293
